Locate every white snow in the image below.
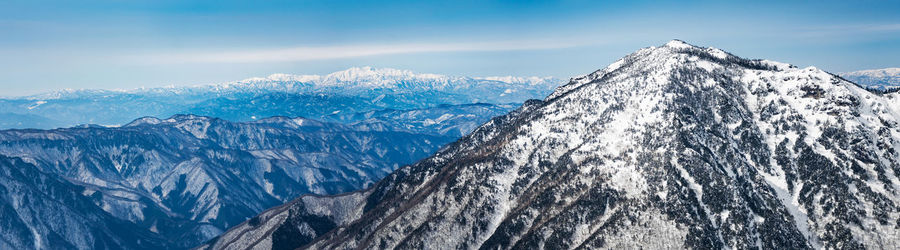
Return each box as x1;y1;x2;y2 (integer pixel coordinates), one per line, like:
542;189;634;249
27;100;46;110
706;47;728;59
664;39;693;49
192;41;900;249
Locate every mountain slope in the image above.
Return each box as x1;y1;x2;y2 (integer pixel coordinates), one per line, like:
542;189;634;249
0;155;168;249
204;40;900;249
0;115;456;248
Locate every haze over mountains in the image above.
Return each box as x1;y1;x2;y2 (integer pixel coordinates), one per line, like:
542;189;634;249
0;67;559;130
206;40;900;249
841;68;900;91
1;41;898;249
0;68;560;248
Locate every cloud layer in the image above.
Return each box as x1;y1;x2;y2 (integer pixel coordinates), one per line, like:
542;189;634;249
142;40;581;64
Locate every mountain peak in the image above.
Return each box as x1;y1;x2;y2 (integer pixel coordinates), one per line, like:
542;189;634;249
260;73;322;82
123;116;163;127
662;39;694;49
329;66;414;77
233;67;563;92
12;67;562;102
236;67;437;86
322;66;445;83
206;42;900;249
556;40;799;100
232;67;562;90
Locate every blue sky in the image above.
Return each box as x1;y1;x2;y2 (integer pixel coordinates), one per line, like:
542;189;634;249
1;0;898;96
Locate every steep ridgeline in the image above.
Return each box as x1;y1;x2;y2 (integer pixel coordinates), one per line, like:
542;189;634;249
841;68;900;91
205;40;900;249
0;115;455;248
0;67;559;129
0;155;168;249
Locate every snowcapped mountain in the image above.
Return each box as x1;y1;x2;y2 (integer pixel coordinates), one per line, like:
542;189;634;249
841;68;900;90
146;66;558;96
0;67;561;129
0;114;457;248
203;40;900;249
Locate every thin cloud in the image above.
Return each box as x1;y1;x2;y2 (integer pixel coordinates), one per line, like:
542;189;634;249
140;40;581;64
795;23;900;37
862;23;900;31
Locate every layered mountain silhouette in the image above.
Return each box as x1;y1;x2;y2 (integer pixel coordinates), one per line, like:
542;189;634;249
0;155;168;249
841;68;900;91
0;68;546;248
0;67;559;130
0;115;456;248
204;40;900;249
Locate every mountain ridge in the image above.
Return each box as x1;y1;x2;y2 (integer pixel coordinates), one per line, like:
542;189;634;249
0;154;170;249
0;113;461;248
14;67;559;100
0;67;562;130
841;67;900;90
203;40;900;249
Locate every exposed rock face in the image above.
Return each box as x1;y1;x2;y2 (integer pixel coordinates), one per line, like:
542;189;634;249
205;40;900;249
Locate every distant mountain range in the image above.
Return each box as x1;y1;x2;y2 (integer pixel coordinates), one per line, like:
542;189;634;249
205;41;900;249
0;67;561;129
8;46;897;249
840;68;900;90
0;66;557;249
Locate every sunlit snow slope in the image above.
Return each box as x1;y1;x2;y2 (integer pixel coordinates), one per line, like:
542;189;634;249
205;40;900;249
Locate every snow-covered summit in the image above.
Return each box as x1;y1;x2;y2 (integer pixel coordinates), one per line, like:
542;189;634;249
2;67;564;129
556;39;795;100
207;40;900;249
325;66;443;82
14;67;561;101
662;39;693;49
236;66;559;90
242;73;323;83
238;67;429;84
